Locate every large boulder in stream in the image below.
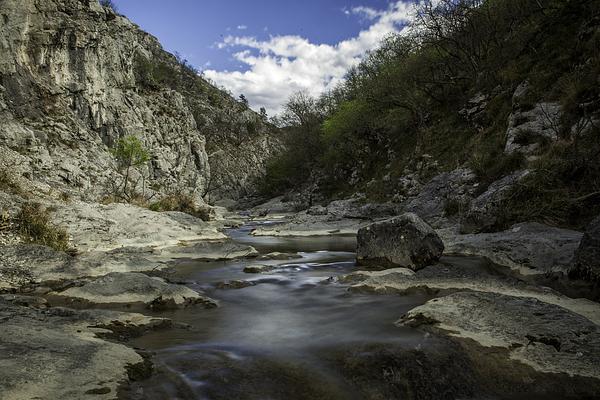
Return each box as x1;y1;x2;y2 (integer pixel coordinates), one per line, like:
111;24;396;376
356;213;444;271
572;216;600;283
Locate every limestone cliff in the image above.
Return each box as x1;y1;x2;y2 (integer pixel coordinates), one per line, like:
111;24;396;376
0;0;280;203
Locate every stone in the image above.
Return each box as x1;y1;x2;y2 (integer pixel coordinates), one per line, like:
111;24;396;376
442;222;582;276
505;103;562;155
460;170;530;233
243;264;275;274
341;258;600;326
52;201;226;252
356;213;444;271
404;168;478;226
0;296;169;400
215;280;256;289
572;216;600;282
307;205;328;216
399;291;600;379
257;252;301;260
53;272;216;309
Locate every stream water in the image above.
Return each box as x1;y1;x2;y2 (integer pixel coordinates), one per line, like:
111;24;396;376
126;221;437;399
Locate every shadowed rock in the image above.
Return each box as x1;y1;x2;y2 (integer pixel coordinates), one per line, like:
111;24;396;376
571;215;600;283
356;213;444;271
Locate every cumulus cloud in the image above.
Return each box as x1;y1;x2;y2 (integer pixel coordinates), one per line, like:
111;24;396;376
237;24;248;30
205;1;416;115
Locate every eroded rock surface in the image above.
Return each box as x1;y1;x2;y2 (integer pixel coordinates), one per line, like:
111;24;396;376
460;170;530;233
0;296;169;400
342;258;600;325
53;272;216;309
441;222;582;275
400;291;600;379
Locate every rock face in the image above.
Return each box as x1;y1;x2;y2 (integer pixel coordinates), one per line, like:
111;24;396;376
54;272;216;309
0;0;279;203
460;170;530;233
506;81;562;155
572;216;600;282
404;167;478;226
505;103;562;155
356;213;444;271
400;291;600;380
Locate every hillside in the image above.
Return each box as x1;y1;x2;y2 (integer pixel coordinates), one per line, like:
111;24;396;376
262;0;600;231
0;0;280;205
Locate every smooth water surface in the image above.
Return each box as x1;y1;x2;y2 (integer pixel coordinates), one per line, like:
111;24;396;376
128;221;433;399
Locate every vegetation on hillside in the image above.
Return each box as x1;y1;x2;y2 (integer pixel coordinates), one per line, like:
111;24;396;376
261;0;600;229
17;203;69;252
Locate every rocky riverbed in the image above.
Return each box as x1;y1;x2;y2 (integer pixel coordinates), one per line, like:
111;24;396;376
1;197;599;399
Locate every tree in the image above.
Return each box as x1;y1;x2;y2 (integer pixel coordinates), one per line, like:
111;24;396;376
259;107;268;120
239;94;249;106
111;135;150;200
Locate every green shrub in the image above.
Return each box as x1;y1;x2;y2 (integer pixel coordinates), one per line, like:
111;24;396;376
149;193;213;221
17;203;69;251
110;135;151;201
0;168;23;195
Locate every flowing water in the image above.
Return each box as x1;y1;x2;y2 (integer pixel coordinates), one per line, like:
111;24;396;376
126;221;441;399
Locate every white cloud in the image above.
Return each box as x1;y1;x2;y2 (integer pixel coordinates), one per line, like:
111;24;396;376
205;1;416;115
237;24;248;30
351;6;384;20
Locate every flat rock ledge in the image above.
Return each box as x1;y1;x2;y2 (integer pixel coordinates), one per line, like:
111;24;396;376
0;239;257;290
399;291;600;379
0;295;170;400
54;201;227;252
251;213;367;237
53;272;217;309
439;222;583;276
341;260;600;326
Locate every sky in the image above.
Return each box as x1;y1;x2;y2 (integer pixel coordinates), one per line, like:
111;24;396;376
111;0;416;114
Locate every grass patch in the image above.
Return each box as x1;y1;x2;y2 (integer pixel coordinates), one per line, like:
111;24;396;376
17;203;69;251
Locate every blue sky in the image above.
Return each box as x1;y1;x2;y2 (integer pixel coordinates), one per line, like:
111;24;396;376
111;0;415;114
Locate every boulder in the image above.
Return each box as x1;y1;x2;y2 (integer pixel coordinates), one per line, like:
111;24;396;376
460;170;530;233
572;216;600;282
356;213;444;271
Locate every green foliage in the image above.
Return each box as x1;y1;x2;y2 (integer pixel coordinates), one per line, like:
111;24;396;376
496;130;600;230
110;135;151;201
17;203;69;252
111;135;150;169
260;0;600;229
